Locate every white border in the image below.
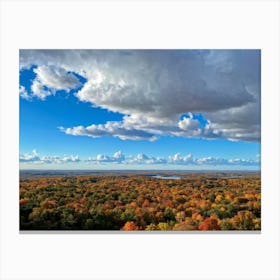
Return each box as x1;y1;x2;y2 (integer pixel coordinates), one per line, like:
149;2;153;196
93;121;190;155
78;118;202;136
1;1;279;279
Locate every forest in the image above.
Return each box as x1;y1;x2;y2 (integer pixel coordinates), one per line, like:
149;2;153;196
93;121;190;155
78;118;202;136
20;173;261;231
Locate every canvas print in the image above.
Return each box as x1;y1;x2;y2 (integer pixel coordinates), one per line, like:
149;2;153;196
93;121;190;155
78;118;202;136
19;50;261;231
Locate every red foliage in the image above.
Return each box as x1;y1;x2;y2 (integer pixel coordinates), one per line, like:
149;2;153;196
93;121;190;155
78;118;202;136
20;173;261;230
19;198;27;205
198;218;221;230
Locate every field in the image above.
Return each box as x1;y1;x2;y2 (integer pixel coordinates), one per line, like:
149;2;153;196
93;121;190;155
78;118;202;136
20;171;261;231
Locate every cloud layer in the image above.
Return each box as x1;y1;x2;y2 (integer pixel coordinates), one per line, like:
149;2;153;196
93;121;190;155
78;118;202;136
20;150;80;164
20;150;260;167
20;50;260;142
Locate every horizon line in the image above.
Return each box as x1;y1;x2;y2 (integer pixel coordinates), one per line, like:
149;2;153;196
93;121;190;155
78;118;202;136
20;169;261;172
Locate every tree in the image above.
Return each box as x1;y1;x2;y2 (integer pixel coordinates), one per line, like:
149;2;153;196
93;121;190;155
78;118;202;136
220;219;234;230
121;209;136;222
158;222;173;230
198;218;221;230
173;218;198;230
164;207;175;221
85;219;94;229
176;211;186;222
145;223;159;231
231;211;255;230
122;221;140;231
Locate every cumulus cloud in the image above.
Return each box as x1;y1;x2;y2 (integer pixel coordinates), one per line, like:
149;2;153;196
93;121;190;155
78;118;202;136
31;79;53;100
20;50;260;141
205;100;260;141
20;150;80;164
168;153;194;165
86;151;125;163
87;151;259;167
125;153;160;165
19;85;31;100
112;150;125;162
59;113;220;141
196;156;227;165
20;149;40;162
27;65;81;100
34;65;80;92
59;122;157;141
227;158;259;166
178;116;200;131
20;150;260;167
122;152;260;167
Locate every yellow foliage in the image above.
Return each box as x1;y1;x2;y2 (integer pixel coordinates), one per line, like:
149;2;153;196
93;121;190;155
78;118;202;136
211;203;217;209
215;195;223;202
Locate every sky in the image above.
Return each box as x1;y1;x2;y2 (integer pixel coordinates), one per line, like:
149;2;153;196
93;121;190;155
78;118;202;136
19;50;261;170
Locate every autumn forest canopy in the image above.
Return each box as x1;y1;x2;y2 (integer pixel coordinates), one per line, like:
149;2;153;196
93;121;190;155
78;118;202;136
20;172;261;231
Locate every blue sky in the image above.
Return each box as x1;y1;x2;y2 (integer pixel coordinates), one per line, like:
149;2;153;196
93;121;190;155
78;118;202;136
19;50;261;170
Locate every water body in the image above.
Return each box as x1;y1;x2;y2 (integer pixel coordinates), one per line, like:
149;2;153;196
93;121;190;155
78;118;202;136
151;175;182;180
221;175;243;179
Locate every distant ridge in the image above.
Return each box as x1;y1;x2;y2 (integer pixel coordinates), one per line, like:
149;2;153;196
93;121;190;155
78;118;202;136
20;169;260;180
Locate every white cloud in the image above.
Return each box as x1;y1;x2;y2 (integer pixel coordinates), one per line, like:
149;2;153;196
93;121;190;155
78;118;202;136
112;150;125;162
58;113;221;141
20;50;260;141
34;65;80;92
20;150;80;164
59;121;157;141
19;85;31;100
168;153;194;165
178;116;200;131
26;65;81;100
20;150;40;162
227;158;259;166
86;151;125;163
130;153;152;164
196;156;227;165
96;154;110;162
61;155;80;163
31;79;53;100
20;150;260;167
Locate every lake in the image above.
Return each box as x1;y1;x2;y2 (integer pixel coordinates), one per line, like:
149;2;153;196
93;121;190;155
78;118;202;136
151;175;182;180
